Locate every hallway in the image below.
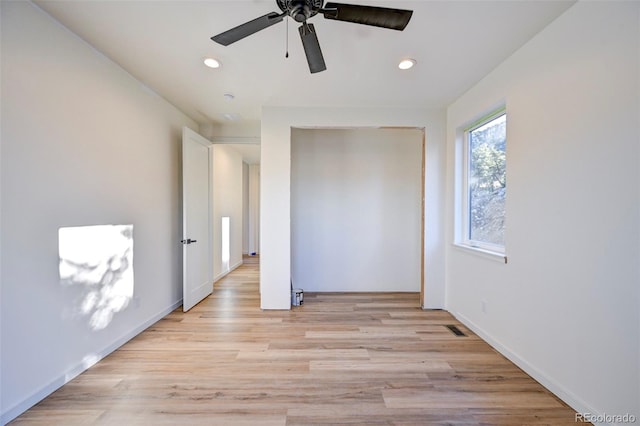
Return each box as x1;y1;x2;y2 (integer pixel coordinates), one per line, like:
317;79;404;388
12;257;578;425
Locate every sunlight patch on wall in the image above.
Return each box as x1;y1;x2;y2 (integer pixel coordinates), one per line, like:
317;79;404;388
59;224;134;331
222;216;230;273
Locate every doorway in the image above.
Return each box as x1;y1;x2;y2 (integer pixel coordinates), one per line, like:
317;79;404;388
290;127;425;298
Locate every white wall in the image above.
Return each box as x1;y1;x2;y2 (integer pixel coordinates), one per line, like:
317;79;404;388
0;2;197;422
248;164;260;256
243;163;250;254
212;145;244;281
446;1;639;420
261;107;446;309
291;128;423;292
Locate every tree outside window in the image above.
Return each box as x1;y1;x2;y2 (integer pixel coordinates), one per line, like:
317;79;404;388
467;113;506;250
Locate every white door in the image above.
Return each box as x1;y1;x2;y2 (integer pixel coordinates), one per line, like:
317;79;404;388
182;127;213;311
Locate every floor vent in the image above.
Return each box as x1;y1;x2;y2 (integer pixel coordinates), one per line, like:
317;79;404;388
445;325;466;337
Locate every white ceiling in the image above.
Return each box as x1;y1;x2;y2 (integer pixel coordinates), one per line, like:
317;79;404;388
35;0;574;132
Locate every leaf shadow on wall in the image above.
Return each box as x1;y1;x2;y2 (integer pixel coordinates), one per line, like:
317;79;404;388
58;224;134;331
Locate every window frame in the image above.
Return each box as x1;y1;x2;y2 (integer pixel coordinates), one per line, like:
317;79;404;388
458;108;507;257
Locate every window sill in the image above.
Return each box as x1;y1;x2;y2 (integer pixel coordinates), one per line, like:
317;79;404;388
452;243;507;264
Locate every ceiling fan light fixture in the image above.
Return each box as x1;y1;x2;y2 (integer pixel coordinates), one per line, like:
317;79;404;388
204;57;221;68
398;58;416;70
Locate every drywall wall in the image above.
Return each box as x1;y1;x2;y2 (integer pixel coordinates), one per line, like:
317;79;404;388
446;1;639;419
261;107;446;309
291;128;423;292
248;164;260;255
243;163;250;254
0;2;197;422
212;145;244;281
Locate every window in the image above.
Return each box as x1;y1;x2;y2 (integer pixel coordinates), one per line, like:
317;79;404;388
460;110;506;254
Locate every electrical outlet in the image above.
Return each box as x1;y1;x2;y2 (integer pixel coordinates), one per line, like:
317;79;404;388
481;299;487;314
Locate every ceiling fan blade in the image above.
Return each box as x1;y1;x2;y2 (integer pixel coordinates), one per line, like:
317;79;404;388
299;23;327;74
212;12;285;46
321;3;412;31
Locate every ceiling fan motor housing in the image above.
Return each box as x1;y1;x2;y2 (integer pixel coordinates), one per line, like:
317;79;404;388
277;0;324;22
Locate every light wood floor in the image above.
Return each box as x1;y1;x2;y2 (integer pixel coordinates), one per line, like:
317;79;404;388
12;256;581;425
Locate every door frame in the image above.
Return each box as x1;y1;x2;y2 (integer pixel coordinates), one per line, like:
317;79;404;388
289;126;426;303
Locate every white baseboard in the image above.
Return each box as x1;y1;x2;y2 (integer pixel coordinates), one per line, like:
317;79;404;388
451;311;611;425
213;259;243;283
1;300;183;425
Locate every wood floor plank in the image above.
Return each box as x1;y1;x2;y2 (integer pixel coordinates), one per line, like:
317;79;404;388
10;255;582;425
310;359;453;373
236;348;369;361
383;389;565;409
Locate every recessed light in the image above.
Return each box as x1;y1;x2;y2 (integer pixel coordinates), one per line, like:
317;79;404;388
204;58;221;69
398;58;416;70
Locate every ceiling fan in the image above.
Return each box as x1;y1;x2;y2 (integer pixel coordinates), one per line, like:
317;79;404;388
211;0;413;74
